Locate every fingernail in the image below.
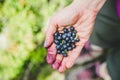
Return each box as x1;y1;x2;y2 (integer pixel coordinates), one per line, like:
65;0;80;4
44;40;47;47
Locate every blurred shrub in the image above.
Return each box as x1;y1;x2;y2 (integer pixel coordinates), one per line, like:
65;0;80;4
0;0;72;80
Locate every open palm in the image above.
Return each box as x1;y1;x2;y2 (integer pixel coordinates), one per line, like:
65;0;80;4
45;0;106;72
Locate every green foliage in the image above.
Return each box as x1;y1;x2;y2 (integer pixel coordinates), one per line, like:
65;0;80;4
0;0;72;80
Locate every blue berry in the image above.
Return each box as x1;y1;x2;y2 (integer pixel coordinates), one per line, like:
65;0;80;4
54;40;59;44
63;53;67;57
70;26;74;31
57;36;62;40
68;47;72;50
54;31;59;37
63;28;69;33
62;34;66;39
57;50;61;54
76;38;80;42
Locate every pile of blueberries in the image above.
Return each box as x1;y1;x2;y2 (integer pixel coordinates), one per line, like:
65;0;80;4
54;26;80;57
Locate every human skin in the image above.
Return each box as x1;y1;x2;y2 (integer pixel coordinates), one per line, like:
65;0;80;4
44;0;106;72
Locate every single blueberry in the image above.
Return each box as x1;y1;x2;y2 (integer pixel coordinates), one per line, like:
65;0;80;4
54;40;59;44
66;43;70;46
54;31;59;37
62;34;66;39
63;44;67;49
67;47;72;51
70;36;74;40
57;36;62;40
65;37;69;41
63;28;69;33
71;40;75;43
67;32;72;37
70;26;74;31
73;30;77;34
56;45;60;50
72;44;76;48
57;50;61;54
76;38;80;42
62;53;67;57
72;32;76;37
61;51;65;54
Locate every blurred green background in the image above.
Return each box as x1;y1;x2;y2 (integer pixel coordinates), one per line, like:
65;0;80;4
0;0;72;80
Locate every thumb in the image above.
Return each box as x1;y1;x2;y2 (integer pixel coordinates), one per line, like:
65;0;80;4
44;21;57;48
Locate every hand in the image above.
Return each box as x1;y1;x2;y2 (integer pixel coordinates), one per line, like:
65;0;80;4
44;0;106;72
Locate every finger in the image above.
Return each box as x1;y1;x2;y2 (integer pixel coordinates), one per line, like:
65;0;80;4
58;59;67;72
52;54;63;69
46;43;57;64
44;22;57;48
66;45;83;68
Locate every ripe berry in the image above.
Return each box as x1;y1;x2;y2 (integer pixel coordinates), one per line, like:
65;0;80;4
66;43;70;46
72;32;76;38
72;44;76;48
62;34;66;39
63;28;69;33
63;53;67;57
63;44;67;49
67;32;72;37
68;47;72;50
76;38;80;42
54;40;59;44
56;45;60;50
70;26;74;31
65;37;69;41
57;50;61;54
57;36;62;40
54;31;59;37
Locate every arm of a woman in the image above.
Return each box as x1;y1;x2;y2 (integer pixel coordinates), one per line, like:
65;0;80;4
45;0;106;72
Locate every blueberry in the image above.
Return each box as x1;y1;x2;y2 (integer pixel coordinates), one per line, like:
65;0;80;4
59;43;63;46
62;34;66;39
66;43;70;46
64;49;68;52
56;45;60;50
73;30;77;34
63;28;69;33
67;32;72;37
57;36;62;40
72;44;76;48
70;36;74;40
76;38;80;42
62;53;67;57
57;50;61;54
70;26;74;31
63;44;67;49
54;31;59;37
61;51;65;54
54;40;59;44
67;47;72;50
65;37;69;41
54;36;57;40
71;40;75;43
72;32;76;38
